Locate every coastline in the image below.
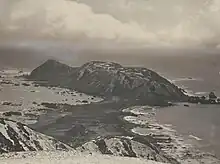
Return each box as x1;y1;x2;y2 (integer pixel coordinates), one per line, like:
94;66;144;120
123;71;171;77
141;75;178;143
122;105;220;163
1;67;220;163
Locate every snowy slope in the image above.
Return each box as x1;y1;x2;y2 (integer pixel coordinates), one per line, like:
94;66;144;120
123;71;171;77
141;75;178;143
0;118;73;153
77;136;176;163
69;61;186;101
0;151;166;164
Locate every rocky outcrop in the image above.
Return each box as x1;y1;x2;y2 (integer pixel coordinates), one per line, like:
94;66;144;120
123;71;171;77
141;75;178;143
2;111;22;117
1;101;22;107
77;136;177;163
188;92;220;104
209;92;217;99
0;118;72;154
28;60;187;104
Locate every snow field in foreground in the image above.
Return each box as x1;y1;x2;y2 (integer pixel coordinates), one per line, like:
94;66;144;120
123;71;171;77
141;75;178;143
0;151;166;164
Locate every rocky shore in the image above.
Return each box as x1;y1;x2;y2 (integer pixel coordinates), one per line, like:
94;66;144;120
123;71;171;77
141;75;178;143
188;91;220;105
121;106;220;164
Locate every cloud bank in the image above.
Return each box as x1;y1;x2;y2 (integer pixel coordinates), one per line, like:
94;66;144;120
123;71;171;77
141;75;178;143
0;0;220;47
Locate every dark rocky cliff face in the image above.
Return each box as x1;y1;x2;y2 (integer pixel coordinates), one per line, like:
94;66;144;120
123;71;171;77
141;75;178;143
28;60;187;104
0;118;72;154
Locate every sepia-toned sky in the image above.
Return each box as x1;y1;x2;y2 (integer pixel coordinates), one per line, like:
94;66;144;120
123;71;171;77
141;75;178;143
0;0;220;48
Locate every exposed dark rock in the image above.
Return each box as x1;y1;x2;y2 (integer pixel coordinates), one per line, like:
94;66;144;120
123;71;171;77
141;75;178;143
32;101;38;105
121;139;137;157
77;136;177;163
1;101;12;106
201;96;206;100
41;102;58;109
82;100;88;103
188;94;220;105
94;139;113;155
24;113;37;118
34;84;39;87
1;101;22;107
0;80;14;85
3;111;22;117
14;83;20;86
209;91;217;99
168;102;174;106
21;83;30;86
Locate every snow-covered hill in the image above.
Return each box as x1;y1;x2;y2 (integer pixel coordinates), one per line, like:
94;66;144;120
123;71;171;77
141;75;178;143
0;118;73;153
28;60;187;104
70;61;186;100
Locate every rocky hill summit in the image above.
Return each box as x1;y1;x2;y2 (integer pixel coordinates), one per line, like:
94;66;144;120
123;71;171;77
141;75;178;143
28;60;187;104
69;61;186;101
0;118;72;154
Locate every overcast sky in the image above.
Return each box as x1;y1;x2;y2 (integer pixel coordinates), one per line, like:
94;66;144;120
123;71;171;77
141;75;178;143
0;0;220;48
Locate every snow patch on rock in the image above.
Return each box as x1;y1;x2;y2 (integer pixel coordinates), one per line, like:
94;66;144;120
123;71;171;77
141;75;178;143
0;118;73;153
